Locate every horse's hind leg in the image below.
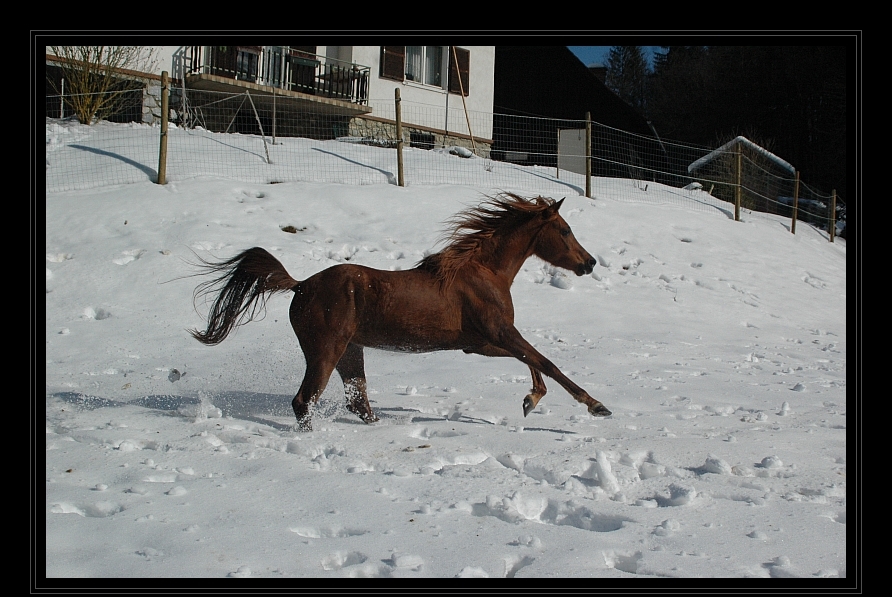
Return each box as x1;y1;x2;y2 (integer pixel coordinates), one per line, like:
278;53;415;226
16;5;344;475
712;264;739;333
336;343;378;424
292;342;349;431
522;368;547;417
292;359;338;431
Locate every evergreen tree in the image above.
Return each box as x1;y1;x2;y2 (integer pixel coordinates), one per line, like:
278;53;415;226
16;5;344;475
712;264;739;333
604;46;650;115
647;45;847;202
647;46;710;141
652;45;707;76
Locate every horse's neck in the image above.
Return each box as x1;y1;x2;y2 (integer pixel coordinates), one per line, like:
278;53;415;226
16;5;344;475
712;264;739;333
479;225;539;283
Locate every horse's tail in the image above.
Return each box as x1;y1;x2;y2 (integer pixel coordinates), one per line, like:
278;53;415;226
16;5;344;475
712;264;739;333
189;247;299;346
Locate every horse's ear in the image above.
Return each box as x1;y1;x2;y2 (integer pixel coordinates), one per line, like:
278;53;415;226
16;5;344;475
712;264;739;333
545;198;564;219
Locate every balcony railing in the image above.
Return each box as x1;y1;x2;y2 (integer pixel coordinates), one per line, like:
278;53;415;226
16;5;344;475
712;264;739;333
183;46;370;105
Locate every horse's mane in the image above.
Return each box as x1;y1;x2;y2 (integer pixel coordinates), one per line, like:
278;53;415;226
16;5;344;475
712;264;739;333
417;193;556;289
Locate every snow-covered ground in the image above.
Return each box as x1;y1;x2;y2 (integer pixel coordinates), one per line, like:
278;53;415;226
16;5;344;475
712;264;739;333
44;119;849;583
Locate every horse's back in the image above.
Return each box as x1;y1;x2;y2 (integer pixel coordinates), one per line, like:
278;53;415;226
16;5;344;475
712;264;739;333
291;263;472;352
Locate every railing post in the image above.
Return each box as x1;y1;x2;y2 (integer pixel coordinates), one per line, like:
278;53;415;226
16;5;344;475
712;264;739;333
791;171;800;234
157;71;169;185
395;87;404;187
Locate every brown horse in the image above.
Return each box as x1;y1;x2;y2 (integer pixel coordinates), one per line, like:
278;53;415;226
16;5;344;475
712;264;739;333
190;193;612;430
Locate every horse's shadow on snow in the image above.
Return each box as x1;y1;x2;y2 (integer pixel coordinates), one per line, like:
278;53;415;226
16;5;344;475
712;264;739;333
51;391;579;435
51;390;297;432
51;390;439;432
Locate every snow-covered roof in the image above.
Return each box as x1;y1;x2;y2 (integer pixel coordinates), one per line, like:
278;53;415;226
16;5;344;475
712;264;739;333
688;135;795;175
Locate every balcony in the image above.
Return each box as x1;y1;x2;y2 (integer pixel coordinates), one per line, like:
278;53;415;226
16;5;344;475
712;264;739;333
181;46;371;116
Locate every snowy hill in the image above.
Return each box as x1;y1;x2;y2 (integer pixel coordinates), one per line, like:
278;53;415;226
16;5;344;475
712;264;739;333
44;120;848;582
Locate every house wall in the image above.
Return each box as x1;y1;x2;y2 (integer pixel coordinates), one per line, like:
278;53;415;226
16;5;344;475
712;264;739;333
156;46;185;77
45;46;183;77
350;46;495;141
160;44;494;141
48;45;495;147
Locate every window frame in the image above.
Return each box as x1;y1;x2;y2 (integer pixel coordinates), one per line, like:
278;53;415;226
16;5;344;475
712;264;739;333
405;45;443;86
380;45;470;96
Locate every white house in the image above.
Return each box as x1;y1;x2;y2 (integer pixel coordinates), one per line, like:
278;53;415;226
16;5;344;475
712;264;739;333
47;44;494;152
110;45;494;152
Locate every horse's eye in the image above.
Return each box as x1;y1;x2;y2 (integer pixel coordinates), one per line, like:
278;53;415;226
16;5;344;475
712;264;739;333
560;228;571;237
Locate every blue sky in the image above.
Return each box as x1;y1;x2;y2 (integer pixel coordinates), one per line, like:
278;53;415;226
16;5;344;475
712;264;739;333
568;46;659;68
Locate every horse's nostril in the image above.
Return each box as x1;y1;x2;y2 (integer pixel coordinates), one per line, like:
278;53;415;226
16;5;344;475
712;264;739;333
578;259;596;276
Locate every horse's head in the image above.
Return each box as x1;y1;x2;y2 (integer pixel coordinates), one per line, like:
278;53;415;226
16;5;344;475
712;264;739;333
533;198;597;276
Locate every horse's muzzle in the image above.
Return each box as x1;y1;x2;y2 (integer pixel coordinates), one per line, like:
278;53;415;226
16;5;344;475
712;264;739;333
576;257;597;276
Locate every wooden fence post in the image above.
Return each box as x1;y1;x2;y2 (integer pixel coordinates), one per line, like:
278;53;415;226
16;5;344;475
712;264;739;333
157;71;169;185
791;171;800;234
734;140;742;221
829;190;837;242
585;112;592;199
395;87;404;187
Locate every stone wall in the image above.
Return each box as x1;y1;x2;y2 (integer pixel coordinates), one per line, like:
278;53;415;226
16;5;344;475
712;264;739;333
348;116;491;158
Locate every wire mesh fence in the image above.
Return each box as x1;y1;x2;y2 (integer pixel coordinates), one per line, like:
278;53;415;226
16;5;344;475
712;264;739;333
45;117;162;191
45;89;844;238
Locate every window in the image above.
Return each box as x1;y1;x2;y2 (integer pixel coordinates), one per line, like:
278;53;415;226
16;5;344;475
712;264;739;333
380;46;469;95
406;46;442;86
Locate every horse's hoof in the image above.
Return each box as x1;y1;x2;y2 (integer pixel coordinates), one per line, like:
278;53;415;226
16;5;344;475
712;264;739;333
348;403;378;424
588;402;612;417
522;397;534;417
295;417;313;432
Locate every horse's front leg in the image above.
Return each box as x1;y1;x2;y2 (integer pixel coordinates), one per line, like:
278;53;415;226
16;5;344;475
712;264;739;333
487;327;612;418
336;342;378;424
464;344;547;416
